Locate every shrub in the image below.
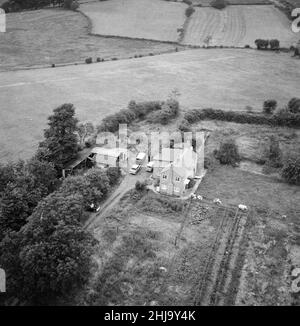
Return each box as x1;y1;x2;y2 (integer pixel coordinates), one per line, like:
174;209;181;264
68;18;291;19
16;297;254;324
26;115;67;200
183;0;192;5
64;0;79;10
215;139;240;166
288;97;300;114
263;100;277;114
255;39;269;50
281;154;300;185
135;180;147;192
261;135;282;168
270;39;280;50
147;99;179;125
85;57;92;64
210;0;227;9
185;6;195;17
106;167;121;186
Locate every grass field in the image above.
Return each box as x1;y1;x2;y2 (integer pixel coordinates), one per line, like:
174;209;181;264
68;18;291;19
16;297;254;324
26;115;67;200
0;8;180;71
183;5;298;47
0;48;299;162
80;0;186;42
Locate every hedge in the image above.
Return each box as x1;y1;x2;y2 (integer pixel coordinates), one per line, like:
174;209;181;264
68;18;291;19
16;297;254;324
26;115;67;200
184;108;300;128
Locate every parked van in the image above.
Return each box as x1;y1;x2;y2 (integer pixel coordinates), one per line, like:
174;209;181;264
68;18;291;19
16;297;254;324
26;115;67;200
146;161;154;172
136;152;146;165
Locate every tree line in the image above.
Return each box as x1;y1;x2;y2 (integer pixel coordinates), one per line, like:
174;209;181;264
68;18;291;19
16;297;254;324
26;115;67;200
0;103;120;305
1;0;79;12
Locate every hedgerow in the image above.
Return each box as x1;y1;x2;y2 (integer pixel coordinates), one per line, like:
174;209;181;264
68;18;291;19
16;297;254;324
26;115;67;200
184;107;300;128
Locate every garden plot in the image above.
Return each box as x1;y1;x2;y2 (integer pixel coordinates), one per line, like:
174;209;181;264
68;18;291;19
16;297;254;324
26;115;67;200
183;5;298;47
80;0;186;42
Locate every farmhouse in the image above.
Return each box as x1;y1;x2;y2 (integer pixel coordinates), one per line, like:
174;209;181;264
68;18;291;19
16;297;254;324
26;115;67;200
91;147;127;168
158;146;198;197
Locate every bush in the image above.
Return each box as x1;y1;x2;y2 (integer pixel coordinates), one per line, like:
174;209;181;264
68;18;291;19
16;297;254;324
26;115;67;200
210;0;227;9
270;39;280;50
135;180;147;192
215;139;240;166
263;100;277;114
183;0;192;5
261;135;282;168
281;154;300;185
288;97;300;114
185;6;195;17
147;99;179;125
85;57;92;64
64;0;79;10
255;39;269;50
106;167;121;186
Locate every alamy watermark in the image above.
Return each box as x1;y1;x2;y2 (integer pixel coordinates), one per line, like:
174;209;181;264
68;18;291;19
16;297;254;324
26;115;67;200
292;8;300;33
0;268;5;293
0;9;5;33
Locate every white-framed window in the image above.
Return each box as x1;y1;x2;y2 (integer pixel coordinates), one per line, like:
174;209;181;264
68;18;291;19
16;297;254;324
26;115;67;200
175;176;180;182
162;174;167;179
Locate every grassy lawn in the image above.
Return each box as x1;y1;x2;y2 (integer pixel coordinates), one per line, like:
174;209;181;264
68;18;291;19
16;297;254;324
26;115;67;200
197;165;300;214
0;8;180;71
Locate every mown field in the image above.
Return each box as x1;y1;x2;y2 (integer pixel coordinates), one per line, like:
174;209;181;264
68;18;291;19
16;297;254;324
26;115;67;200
183;5;298;47
80;0;186;42
0;8;180;71
1;48;299;162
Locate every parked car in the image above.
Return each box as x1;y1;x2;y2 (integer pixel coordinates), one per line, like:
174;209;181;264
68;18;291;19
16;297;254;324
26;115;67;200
136;152;146;165
146;161;154;172
87;203;101;212
129;164;142;175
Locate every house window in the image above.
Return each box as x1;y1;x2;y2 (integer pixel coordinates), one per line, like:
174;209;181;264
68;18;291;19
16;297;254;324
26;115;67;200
175;177;180;182
162;174;167;179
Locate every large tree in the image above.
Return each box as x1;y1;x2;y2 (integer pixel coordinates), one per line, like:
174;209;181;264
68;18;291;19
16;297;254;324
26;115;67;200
39;103;79;171
0;192;96;303
0;159;56;240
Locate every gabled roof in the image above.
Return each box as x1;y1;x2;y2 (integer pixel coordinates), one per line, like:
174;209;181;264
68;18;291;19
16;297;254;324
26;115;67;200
160;146;197;179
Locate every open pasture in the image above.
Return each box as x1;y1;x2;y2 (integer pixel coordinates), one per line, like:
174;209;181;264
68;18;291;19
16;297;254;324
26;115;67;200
0;48;299;162
0;8;179;71
80;0;186;42
183;5;298;47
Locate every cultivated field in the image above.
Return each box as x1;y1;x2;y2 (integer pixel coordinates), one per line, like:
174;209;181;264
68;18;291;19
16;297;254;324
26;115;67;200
0;8;179;71
1;48;299;162
80;0;186;42
183;5;298;47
